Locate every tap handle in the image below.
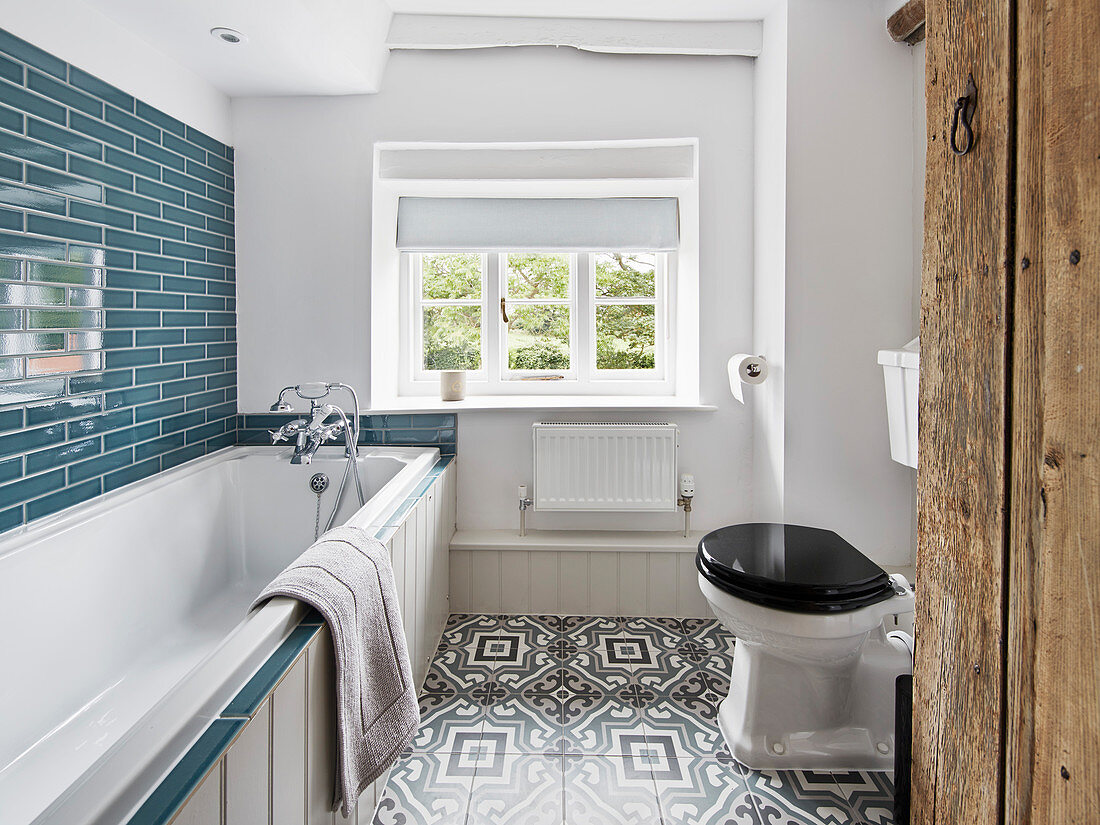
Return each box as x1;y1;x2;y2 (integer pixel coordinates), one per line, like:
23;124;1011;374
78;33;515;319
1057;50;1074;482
269;429;286;444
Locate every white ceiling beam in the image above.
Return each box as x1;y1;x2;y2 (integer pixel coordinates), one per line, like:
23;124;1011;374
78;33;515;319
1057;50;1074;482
386;14;764;56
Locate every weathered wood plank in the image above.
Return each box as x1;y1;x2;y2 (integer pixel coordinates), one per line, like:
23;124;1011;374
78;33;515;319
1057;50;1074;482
1021;0;1100;817
1004;0;1046;820
888;0;927;44
913;0;1014;822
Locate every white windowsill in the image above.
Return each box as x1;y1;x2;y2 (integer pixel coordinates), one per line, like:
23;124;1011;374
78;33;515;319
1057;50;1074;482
367;396;718;413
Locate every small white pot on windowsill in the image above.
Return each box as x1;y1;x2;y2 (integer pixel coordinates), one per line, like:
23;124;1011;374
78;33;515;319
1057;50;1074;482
440;370;467;402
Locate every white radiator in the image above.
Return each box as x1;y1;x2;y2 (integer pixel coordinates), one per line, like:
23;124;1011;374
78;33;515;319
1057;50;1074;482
532;422;679;512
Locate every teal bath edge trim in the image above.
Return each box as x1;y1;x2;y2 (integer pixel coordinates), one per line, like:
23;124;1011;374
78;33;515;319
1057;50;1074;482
0;28;236;535
221;624;321;718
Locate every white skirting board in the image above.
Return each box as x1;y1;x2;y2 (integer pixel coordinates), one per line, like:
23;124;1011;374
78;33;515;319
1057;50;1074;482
449;547;711;618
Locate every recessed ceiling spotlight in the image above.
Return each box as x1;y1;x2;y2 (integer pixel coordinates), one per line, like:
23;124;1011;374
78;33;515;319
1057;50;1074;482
210;27;247;45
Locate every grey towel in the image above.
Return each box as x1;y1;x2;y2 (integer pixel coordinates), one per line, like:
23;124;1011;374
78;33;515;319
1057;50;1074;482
251;526;419;816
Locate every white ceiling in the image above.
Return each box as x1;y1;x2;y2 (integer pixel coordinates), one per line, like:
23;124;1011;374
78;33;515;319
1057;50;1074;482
80;0;393;96
77;0;770;98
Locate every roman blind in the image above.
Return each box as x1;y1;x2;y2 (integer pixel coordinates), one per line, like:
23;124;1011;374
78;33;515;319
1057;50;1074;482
395;197;680;252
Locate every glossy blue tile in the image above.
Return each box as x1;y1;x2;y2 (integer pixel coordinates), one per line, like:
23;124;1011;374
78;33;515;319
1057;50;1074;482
223;625;321;717
104;187;159;217
135;363;182;384
0;377;65;406
102;455;159;492
0;130;65;169
0;78;65;124
26;396;102;426
26;477;101;519
134;398;183;423
70;111;133;152
186;193;224;219
136;216;185;242
26;214;101;245
135;176;185;206
0;182;66;214
0;35;235;531
102;420;159;450
27;118;104;161
134;137;183;172
28;260;102;285
69;67;133;111
0;468;65;508
26;70;101;116
161;204;205;229
26;437;100;473
162;132;205;164
135;328;182;346
68;445;132;484
68;407;132;439
105;145;158;180
69;155;132;190
104;106;159;144
67;370;133;394
135;254;184;276
134;432;183;461
0;30;66;79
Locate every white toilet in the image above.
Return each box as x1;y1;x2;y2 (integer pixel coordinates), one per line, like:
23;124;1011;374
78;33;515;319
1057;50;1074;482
696;523;914;771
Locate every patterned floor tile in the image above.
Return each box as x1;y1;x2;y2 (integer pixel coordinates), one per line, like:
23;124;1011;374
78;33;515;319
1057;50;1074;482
742;769;861;825
640;695;725;758
561;615;622;649
423;639;499;692
373;753;473;825
561;692;647;756
493;645;563;693
562;755;662;825
654;757;763;825
406;693;486;753
377;616;884;825
465;754;564;825
497;614;562;647
482;694;564;754
830;771;895;825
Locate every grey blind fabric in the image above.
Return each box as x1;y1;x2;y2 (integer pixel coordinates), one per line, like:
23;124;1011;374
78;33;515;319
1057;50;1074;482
396;197;679;251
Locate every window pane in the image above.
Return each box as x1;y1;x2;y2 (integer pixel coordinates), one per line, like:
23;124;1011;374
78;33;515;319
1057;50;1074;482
507;305;570;371
595;253;656;298
422;253;482;300
506;253;570;300
596;304;656;370
423;306;482;370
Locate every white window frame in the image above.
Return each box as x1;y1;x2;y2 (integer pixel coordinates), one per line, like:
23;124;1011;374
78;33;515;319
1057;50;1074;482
402;251;674;396
371;139;700;407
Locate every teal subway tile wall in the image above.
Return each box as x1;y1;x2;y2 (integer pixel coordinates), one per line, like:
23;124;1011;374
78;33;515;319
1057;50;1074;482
0;29;236;532
236;413;457;456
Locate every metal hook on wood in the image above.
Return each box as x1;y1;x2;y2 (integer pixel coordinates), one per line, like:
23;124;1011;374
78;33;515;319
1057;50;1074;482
950;74;978;156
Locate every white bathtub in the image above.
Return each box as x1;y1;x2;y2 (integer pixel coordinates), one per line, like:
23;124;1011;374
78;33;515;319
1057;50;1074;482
0;445;440;825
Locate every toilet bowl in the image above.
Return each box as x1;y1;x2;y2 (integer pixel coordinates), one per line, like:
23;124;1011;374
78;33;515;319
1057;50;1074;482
696;523;914;771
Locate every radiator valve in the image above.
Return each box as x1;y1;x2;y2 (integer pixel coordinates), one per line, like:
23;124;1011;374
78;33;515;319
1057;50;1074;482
518;484;533;537
677;473;695;538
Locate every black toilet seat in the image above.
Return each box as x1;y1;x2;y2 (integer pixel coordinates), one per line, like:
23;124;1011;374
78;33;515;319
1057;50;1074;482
696;523;897;613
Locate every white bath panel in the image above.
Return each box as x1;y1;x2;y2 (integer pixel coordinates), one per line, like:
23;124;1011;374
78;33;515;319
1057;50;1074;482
448;547;712;618
225;699;271;825
172;762;223;825
271;656;307;825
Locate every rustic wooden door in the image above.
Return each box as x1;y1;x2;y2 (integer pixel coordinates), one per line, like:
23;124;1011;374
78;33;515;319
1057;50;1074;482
914;0;1099;822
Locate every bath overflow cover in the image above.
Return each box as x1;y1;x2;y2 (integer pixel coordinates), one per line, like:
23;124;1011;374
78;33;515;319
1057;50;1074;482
309;473;329;494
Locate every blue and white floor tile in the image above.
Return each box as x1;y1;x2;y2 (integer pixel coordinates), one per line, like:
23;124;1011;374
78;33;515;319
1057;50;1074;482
374;613;897;825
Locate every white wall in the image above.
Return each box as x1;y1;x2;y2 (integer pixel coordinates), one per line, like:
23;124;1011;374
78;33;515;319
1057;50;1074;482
235;47;757;534
780;0;916;564
235;5;922;566
0;0;232;142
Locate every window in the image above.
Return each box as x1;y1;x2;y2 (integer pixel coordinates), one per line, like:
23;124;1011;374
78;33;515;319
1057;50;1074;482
371;139;700;405
406;251;671;394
